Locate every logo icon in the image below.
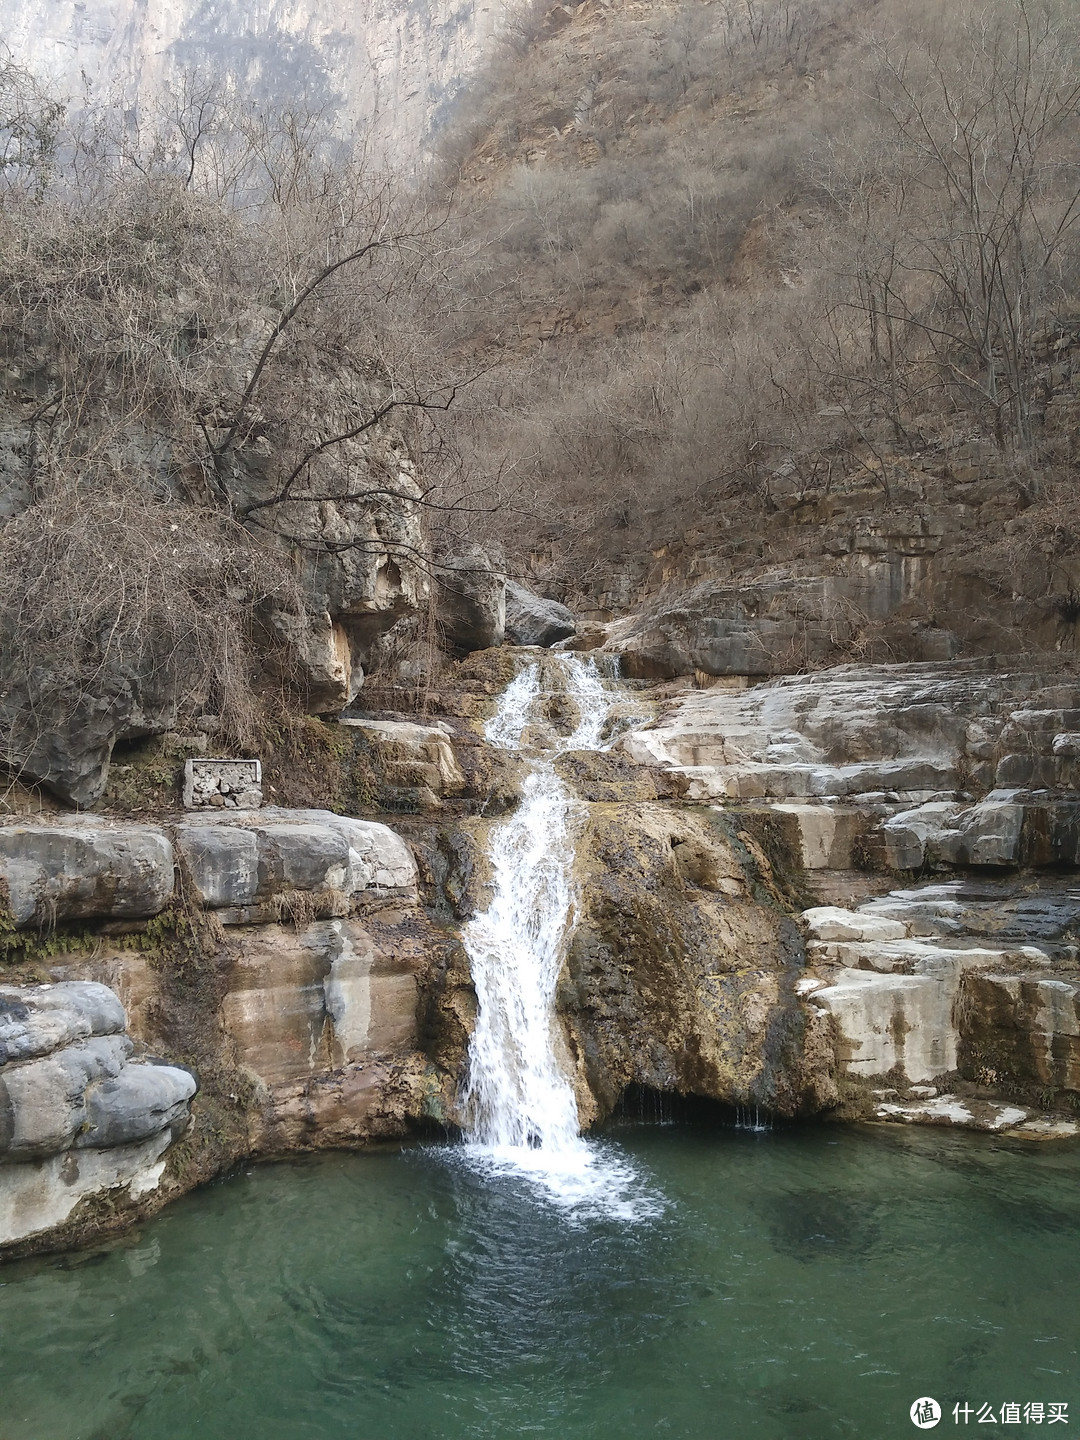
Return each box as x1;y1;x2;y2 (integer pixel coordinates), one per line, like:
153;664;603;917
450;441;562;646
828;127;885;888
910;1398;942;1429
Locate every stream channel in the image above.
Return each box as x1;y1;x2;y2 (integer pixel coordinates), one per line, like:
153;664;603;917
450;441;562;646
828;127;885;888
0;660;1077;1438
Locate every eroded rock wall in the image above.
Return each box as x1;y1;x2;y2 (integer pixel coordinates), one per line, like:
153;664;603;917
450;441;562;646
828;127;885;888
0;0;506;158
557;801;836;1121
621;658;1080;1136
0;808;439;1259
0;981;196;1248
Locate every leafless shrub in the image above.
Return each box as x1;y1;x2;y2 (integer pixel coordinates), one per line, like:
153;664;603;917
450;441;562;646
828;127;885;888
0;64;494;790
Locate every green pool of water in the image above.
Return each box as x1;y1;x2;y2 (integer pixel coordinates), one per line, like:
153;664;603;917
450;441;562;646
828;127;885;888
0;1120;1077;1439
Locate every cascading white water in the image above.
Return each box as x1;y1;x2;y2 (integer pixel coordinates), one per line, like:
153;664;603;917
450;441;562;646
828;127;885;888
459;654;660;1220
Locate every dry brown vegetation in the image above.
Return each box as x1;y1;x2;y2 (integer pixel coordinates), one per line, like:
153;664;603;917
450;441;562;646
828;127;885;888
1;0;1079;793
429;0;1080;605
0;71;476;791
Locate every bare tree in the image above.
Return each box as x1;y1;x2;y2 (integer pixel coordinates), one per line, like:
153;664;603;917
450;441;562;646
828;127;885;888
820;0;1080;454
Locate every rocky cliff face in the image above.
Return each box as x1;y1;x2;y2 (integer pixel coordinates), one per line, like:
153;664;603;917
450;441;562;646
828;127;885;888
5;642;1080;1261
625;658;1080;1136
0;809;436;1258
0;0;504;155
596;444;1080;683
0;307;430;807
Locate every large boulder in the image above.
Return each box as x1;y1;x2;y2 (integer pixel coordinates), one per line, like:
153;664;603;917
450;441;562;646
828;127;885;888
0;823;175;928
0;980;196;1162
504;581;576;647
174;808;417;919
436;549;505;654
0;980;126;1064
80;1064;197;1148
0;1034;134;1158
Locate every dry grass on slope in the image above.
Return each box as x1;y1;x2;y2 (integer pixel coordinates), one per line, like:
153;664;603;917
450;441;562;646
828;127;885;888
430;0;1080;611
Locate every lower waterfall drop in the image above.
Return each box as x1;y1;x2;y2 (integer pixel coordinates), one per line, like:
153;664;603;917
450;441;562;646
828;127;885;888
459;654;661;1221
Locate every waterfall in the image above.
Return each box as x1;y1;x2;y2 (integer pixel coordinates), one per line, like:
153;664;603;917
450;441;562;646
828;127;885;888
458;655;661;1220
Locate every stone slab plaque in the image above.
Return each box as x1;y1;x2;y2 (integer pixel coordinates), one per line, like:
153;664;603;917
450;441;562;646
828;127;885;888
183;758;263;810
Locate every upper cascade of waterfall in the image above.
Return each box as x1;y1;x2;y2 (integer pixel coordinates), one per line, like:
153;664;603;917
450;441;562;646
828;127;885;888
483;665;542;751
483;654;641;757
459;653;661;1223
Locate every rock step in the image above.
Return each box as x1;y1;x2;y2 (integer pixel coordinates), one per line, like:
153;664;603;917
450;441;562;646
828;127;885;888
0;809;417;928
803;881;1080;1104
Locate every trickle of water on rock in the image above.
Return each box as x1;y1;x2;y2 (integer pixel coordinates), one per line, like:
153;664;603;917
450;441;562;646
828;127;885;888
458;654;662;1222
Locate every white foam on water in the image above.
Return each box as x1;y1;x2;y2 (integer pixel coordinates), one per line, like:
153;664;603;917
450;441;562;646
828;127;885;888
461;1138;666;1225
459;654;664;1224
483;663;541;750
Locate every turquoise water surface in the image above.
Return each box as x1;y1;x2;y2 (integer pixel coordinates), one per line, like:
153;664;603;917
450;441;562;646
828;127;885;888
0;1120;1077;1439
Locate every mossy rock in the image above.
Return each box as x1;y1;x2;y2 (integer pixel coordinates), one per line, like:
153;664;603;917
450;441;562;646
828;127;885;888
554;748;686;803
95;734;194;813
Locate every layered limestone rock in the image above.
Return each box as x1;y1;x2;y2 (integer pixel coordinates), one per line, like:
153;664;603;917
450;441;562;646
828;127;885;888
603;554;956;681
800;878;1080;1133
221;914;429;1150
174;808;417;921
0;822;174;927
0;805;433;1258
0;810;416;929
0;981;196;1247
621;659;1080;878
583;460;1074;674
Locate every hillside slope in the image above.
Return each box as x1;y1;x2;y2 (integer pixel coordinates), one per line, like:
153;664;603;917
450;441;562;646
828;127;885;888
433;0;1080;669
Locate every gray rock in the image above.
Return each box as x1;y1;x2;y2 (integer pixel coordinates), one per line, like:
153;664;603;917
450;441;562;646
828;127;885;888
504;582;576;647
0;1034;132;1158
436;549;505;654
0;657;183;807
266;608;362;714
934;796;1024;866
257;822;353;893
0;976;197;1163
0;824;174;927
176;824;260;907
0;981;126;1065
0;1130;176;1248
79;1063;197;1148
805;876;1080;1104
174;809;417;915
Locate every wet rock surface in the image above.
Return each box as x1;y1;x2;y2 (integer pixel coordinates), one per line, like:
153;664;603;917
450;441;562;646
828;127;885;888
557;802;836;1122
338;718;466;811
